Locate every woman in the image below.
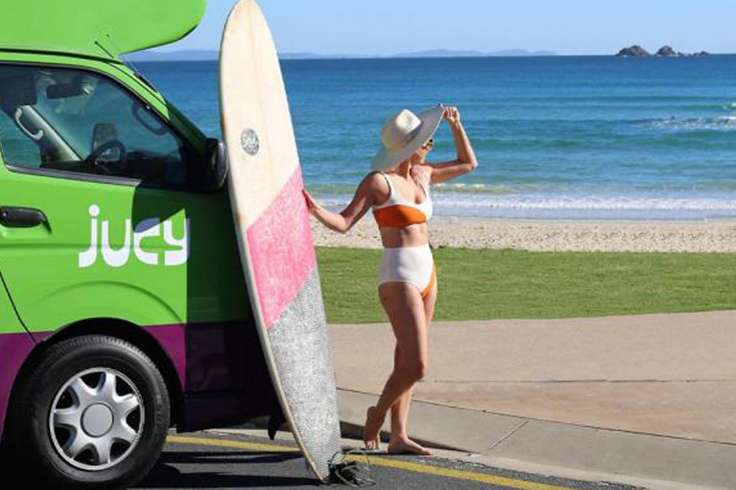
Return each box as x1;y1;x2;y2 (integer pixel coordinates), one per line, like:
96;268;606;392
303;104;477;454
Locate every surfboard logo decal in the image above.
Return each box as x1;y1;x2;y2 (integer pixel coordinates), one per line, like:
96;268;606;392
240;129;260;156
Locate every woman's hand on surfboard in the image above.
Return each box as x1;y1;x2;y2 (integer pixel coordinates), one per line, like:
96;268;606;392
302;189;318;213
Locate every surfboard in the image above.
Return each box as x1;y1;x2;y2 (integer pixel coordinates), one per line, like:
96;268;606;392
0;0;205;59
219;0;343;481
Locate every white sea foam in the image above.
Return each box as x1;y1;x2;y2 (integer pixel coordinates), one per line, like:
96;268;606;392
432;194;736;211
647;116;736;132
318;191;736;220
434;182;518;194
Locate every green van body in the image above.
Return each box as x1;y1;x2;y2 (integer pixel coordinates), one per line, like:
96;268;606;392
0;0;206;58
0;1;279;479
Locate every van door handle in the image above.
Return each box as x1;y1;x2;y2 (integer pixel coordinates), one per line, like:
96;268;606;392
0;207;48;227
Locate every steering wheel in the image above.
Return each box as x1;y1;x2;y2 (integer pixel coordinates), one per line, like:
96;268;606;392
84;140;127;175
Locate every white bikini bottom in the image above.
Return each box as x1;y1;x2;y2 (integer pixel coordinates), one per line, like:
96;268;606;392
377;244;437;298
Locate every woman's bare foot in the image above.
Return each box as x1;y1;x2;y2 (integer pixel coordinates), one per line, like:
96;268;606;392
388;436;433;455
363;406;384;450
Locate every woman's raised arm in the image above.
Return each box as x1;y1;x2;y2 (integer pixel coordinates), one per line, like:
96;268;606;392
425;106;478;184
303;172;385;234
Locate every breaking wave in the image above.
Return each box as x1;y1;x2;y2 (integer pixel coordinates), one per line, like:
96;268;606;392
646;116;736;132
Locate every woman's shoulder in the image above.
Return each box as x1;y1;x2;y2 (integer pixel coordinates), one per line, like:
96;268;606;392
370;170;401;186
358;171;391;198
361;170;388;186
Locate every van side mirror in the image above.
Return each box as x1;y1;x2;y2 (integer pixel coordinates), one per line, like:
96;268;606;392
200;138;229;192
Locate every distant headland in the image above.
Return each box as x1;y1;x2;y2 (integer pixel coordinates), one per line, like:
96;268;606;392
615;45;709;57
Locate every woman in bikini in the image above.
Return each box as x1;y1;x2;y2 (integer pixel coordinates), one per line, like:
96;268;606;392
303;104;477;455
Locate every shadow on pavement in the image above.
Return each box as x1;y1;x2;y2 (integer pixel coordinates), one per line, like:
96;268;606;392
1;450;315;488
135;450;316;488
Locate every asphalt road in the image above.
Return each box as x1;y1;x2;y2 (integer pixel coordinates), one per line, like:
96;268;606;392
132;429;646;490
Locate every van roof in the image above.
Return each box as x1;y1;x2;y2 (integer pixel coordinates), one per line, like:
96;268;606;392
0;0;206;59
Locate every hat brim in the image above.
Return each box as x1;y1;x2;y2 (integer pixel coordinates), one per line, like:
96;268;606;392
371;105;444;172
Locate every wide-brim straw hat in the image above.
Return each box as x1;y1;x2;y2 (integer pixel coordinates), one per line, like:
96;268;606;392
371;105;444;171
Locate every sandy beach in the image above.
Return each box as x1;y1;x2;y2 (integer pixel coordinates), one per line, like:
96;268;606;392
311;216;736;253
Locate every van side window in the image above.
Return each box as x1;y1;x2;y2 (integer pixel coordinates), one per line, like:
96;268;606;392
0;64;196;188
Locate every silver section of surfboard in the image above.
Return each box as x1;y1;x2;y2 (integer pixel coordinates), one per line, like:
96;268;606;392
267;266;343;478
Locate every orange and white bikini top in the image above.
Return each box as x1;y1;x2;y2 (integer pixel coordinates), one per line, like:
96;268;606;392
372;171;433;228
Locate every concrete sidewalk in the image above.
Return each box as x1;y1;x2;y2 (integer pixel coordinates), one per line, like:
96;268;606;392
330;311;736;489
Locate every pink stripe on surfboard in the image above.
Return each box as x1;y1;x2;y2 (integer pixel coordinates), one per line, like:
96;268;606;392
246;169;317;330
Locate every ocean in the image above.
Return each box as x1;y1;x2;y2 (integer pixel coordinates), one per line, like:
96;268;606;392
137;56;736;221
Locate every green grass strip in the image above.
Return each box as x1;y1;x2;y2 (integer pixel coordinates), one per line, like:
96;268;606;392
316;247;736;324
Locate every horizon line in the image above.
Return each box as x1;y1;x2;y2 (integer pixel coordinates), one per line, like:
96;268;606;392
129;49;734;62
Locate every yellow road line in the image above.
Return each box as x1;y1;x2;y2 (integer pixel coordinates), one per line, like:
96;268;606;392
166;435;575;490
346;454;573;490
167;435;298;453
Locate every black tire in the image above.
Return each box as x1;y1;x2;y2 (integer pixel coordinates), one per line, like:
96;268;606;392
7;335;170;489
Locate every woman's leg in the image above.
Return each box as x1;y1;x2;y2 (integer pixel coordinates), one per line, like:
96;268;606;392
363;281;428;450
388;347;419;452
390;344;407;433
388;275;438;454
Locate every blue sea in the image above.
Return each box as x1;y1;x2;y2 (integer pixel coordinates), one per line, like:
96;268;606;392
137;56;736;221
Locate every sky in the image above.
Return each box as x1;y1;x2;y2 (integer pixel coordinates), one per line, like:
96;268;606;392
160;0;736;56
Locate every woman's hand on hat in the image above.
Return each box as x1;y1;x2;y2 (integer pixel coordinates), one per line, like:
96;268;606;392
443;105;461;128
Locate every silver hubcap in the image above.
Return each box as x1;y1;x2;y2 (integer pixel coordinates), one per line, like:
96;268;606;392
49;368;144;471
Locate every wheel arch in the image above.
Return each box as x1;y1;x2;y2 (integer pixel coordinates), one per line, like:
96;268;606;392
6;319;184;435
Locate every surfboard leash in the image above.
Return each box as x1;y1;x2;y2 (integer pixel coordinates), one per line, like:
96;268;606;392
324;449;376;487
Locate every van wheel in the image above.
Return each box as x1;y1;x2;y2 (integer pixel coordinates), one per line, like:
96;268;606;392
10;335;170;489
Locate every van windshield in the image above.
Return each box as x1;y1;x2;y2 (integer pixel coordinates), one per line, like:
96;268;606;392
0;64;195;187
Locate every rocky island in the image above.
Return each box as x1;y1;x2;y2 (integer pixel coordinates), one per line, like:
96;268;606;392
616;45;709;57
616;45;651;57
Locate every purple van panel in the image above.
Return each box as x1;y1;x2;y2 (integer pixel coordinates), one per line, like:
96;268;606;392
173;320;278;432
183;320;254;392
144;320;278;433
145;324;187;389
0;320;274;442
0;331;36;443
144;321;257;393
